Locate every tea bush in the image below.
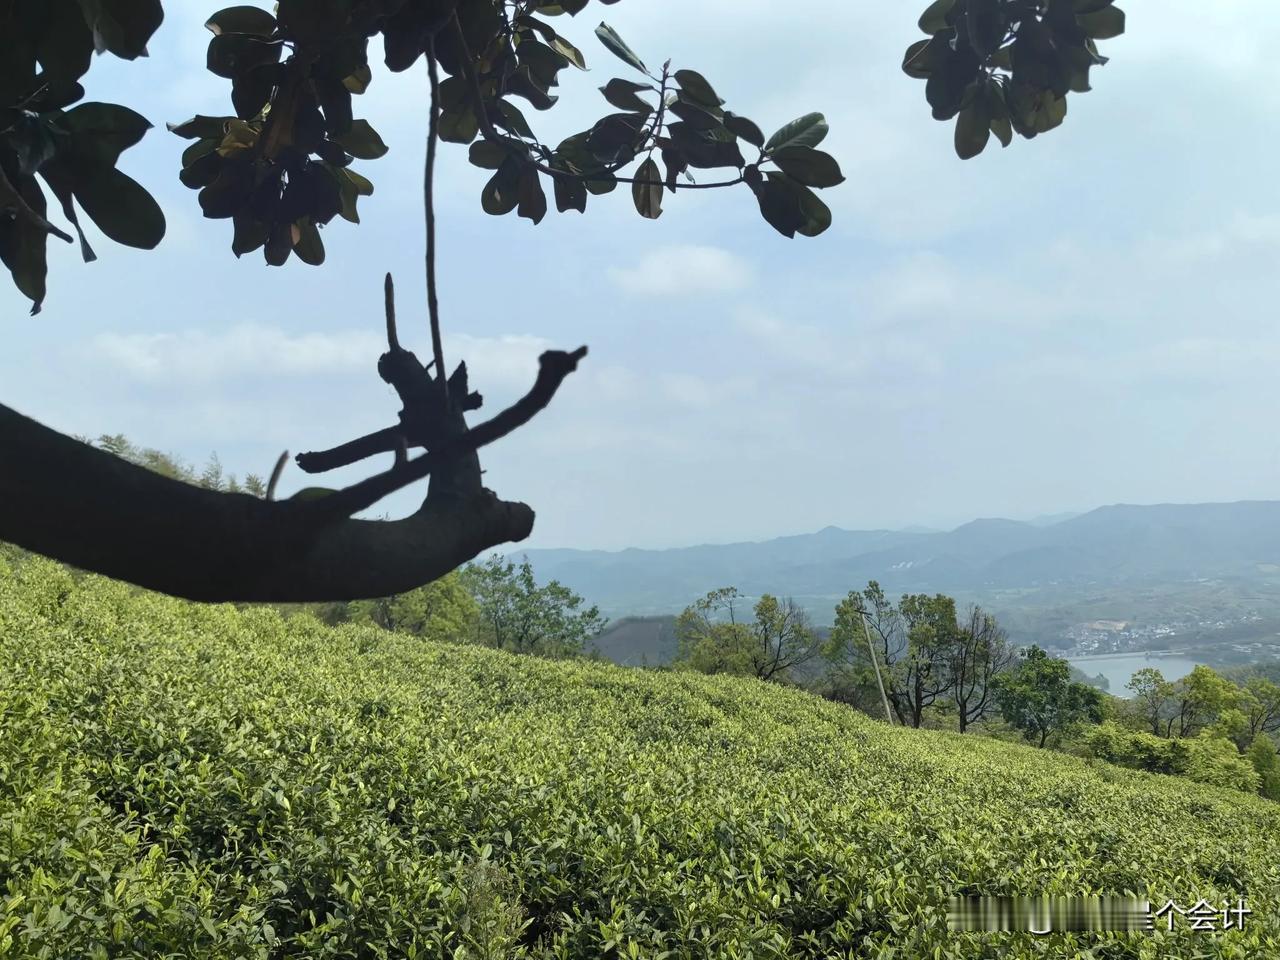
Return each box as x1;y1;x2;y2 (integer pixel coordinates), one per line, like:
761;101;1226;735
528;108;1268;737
2;557;1278;958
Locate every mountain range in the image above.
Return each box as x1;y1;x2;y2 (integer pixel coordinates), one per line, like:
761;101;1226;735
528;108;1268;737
522;501;1280;621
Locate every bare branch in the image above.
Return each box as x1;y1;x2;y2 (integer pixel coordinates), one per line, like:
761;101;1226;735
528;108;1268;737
0;403;534;602
311;346;588;521
425;41;448;405
384;272;400;352
266;451;288;500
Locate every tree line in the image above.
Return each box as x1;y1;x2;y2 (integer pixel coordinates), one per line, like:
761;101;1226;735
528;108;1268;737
670;581;1280;803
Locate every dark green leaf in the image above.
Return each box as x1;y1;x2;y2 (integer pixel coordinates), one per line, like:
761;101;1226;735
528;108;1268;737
769;145;844;187
550;35;586;69
595;22;648;75
631;156;662;219
80;0;165;60
481;158;522;216
723;112;764;148
668;98;721;131
316;77;354;136
265;220;292;265
600;78;653;113
517;169;547;224
335;119;389;159
206;34;282;79
553;173;587;213
0;173;49;313
73;167;166;249
954;100;991;159
231;210;269;256
205;5;277;37
469;140;509;170
674;69;722;108
292;219;325;265
231;66;276;120
764;113;828;153
918;0;955;34
1077;6;1125;39
167;115;231;140
439;105;480;144
496;100;536;139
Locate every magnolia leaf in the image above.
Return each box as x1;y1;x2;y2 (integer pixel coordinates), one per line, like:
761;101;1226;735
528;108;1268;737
595;23;648;75
632;156;662;219
764;113;828;154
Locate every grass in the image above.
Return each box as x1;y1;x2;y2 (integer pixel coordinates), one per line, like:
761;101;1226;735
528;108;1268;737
1;556;1278;958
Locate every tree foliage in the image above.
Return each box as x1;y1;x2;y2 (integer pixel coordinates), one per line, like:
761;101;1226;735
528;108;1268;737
993;644;1104;748
461;554;606;658
674;588;822;683
0;1;1129;603
903;0;1125;159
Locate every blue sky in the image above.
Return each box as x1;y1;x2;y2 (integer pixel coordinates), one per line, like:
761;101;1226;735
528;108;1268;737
3;1;1279;550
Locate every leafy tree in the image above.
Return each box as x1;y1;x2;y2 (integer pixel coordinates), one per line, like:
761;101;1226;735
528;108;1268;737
1183;736;1260;795
826;582;959;728
341;572;479;643
1248;736;1280;803
1168;665;1235;740
462;555;606;658
673;587;755;678
1239;677;1280;741
946;604;1015;733
1126;667;1176;737
0;0;1124;604
675;588;821;683
993;645;1104;748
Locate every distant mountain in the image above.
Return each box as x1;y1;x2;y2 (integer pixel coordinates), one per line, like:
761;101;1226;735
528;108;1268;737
524;501;1280;620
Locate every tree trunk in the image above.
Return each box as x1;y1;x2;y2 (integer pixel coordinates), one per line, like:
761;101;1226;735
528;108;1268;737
0;403;533;603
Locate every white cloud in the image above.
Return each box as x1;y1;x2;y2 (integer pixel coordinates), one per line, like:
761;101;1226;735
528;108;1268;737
608;245;752;297
90;324;554;391
91;326;383;382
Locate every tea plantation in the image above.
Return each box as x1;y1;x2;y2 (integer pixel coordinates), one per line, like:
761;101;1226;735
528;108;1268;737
2;556;1278;958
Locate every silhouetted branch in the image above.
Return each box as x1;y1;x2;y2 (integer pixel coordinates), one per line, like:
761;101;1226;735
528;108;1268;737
312;346;587;520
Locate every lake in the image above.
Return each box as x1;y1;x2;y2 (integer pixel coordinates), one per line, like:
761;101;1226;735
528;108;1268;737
1067;653;1202;697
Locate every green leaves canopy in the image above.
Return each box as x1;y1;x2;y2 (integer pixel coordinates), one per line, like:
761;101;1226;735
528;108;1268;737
904;0;1125;159
0;0;167;313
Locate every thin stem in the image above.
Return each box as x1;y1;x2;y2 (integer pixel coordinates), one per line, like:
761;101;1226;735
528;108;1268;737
425;39;447;403
384;272;400;351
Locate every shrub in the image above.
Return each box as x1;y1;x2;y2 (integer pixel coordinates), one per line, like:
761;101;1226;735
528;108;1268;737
2;567;1280;957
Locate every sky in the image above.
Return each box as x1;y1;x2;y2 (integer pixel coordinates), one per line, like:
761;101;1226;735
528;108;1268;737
3;1;1280;551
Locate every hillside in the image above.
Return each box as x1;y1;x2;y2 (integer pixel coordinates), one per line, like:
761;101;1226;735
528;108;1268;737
525;502;1280;615
2;557;1279;957
523;502;1280;657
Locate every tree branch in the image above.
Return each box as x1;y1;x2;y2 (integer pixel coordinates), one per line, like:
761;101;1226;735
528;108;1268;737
425;40;448;404
0;403;534;603
310;345;587;521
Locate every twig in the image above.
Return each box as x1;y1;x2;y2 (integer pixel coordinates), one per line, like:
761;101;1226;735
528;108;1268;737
425;39;448;405
266;451;288;501
309;346;588;521
0;166;73;244
384;272;399;352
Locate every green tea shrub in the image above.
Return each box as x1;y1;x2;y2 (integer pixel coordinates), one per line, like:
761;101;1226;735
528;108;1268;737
1082;722;1191;775
2;561;1279;957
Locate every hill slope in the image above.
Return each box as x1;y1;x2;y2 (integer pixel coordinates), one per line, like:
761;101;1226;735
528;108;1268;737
2;557;1278;957
522;501;1280;617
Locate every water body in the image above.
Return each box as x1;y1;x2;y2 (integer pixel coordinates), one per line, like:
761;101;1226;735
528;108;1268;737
1067;653;1202;697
